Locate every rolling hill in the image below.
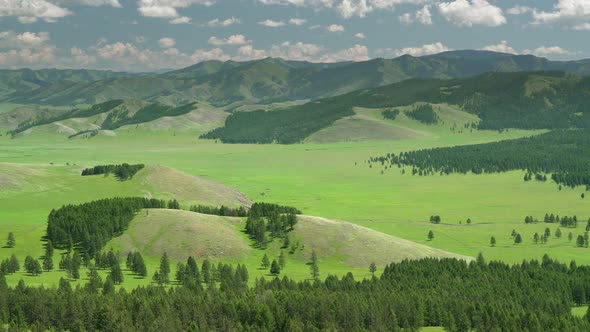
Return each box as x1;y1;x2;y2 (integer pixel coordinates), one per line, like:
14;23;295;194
203;71;590;143
3;51;590;107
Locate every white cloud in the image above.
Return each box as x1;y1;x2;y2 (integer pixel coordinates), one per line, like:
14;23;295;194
415;5;432;25
207;17;240;27
289;18;307;25
208;34;250;46
158;37;176;49
355;32;366;39
269;41;323;60
391;42;450;56
0;0;73;23
399;13;413;24
437;0;506;27
170;16;191;24
326;24;344;32
532;0;590;30
258;19;286;27
507;5;533;15
480;40;517;54
318;44;370;62
137;0;213;23
238;45;268;60
530;46;570;55
56;0;121;7
0;31;51;48
257;0;430;19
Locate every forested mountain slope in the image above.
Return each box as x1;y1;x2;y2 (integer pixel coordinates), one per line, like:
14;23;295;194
4;51;590;107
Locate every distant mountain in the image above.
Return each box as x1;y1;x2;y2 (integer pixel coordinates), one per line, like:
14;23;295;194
202;71;590;144
2;51;590;106
0;68;139;99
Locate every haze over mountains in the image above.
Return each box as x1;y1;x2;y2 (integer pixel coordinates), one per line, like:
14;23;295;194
2;50;590;107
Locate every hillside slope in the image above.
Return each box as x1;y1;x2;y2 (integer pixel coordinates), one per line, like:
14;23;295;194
203;71;590;143
4;51;590;107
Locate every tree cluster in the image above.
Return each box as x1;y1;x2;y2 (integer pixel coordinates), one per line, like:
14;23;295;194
81;163;145;181
382;109;400;120
405;104;439;124
46;197;168;258
367;129;590;187
2;255;590;331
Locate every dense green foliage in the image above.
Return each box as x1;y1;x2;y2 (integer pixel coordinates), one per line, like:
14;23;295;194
46;197;168;258
1;256;590;331
201;101;354;143
244;203;300;247
81;163;145;180
368;129;590;187
101;103;196;130
189;204;248;217
382;109;400;120
405;104;439;124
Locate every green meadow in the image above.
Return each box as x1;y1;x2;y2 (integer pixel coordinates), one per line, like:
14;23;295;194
0;106;587;287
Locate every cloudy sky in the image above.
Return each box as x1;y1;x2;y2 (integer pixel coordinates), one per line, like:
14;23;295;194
0;0;588;71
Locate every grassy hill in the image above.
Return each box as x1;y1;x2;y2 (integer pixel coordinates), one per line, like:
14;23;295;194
110;209;250;261
7;100;228;138
4;51;590;107
203;71;590;143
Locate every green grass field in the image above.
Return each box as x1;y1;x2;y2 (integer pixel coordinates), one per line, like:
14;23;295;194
1;108;586;288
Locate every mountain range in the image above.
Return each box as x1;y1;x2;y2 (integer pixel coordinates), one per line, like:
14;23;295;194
2;51;590;107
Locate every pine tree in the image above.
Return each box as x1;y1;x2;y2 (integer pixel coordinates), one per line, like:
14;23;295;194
556;228;562;239
154;252;170;285
6;232;15;248
270;259;280;276
261;253;270;269
428;230;435;241
42;255;53;271
369;262;377;275
9;254;19;273
490;236;496;247
110;261;124;284
310;262;320;280
278;251;286;269
515;233;522;244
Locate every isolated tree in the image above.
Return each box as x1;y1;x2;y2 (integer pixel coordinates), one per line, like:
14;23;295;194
569;232;574;242
466;218;472;225
511;229;517;238
261;254;270;269
310;262;320;280
533;232;540;244
514;233;522;244
544;228;551;239
490;236;496;247
278;251;286;269
556;228;562;239
582;193;585;199
6;232;15;248
369;262;377;275
42;255;53;271
428;230;435;241
270;260;281;276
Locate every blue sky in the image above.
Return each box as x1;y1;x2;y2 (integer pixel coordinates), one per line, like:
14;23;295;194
0;0;588;71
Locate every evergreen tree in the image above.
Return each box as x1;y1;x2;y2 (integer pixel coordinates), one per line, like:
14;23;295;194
515;233;523;244
85;266;102;293
369;262;377;275
261;253;270;269
202;259;211;283
9;254;19;273
24;256;42;276
270;260;280;276
310;262;320;280
556;228;562;239
534;232;540;244
154;252;170;285
569;232;574;242
490;236;496;247
576;235;585;247
278;251;286;269
45;240;54;257
428;230;435;241
42;255;53;271
6;232;15;248
109;261;124;284
102;275;115;295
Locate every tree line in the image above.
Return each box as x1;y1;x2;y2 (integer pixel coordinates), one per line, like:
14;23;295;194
366;129;590;187
1;255;590;331
81;163;145;181
46;197;171;258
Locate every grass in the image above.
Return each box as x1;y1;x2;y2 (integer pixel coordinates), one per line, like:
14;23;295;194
2;122;587;287
572;306;588;318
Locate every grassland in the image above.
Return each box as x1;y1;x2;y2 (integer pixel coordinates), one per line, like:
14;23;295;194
1;107;587;288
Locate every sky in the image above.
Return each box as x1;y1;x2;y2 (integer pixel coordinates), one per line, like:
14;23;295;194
0;0;588;71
